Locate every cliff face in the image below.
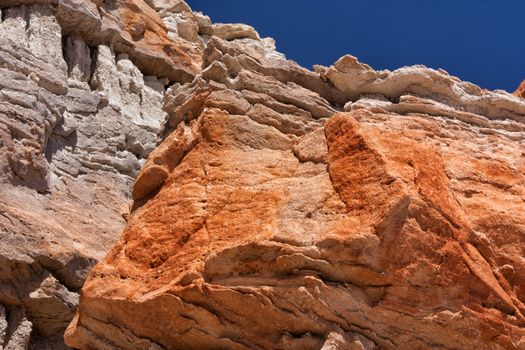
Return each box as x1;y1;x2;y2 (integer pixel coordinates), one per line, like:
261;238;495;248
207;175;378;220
0;0;202;348
1;1;525;349
515;80;525;99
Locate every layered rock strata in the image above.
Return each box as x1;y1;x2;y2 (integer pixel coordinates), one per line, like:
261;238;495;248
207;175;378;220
1;0;524;348
0;0;204;348
63;3;525;349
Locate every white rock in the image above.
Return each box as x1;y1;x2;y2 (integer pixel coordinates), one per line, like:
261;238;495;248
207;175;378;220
141;76;167;130
91;45;122;110
0;6;29;47
90;46;167;132
344;94;392;111
162;15;179;38
0;304;7;348
318;54;525;123
27;5;67;77
161;11;203;46
117;55;144;125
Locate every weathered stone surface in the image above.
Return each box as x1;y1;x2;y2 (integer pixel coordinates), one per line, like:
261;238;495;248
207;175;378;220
151;0;205;48
67;96;525;349
63;36;91;83
0;0;196;347
515;79;525;99
28;4;67;75
146;0;191;13
2;0;525;348
54;0;203;82
0;305;7;347
316;55;525;121
64;14;525;347
194;11;213;36
203;36;347;105
213;23;260;41
4;308;32;350
0;6;30;47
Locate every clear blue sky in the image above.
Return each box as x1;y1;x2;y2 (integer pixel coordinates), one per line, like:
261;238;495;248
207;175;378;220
188;0;525;93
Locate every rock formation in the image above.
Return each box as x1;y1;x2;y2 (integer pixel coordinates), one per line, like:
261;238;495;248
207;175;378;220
0;0;203;348
1;0;525;349
515;80;525;99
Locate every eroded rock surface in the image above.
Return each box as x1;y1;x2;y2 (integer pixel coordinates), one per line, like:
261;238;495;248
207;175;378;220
515;80;525;99
0;0;203;348
2;0;525;348
64;5;525;349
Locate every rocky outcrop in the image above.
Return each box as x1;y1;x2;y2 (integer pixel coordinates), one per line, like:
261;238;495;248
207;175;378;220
515;80;525;99
0;0;204;348
1;0;525;348
64;4;525;349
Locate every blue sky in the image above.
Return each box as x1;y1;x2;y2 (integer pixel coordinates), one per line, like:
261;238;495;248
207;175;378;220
187;0;525;93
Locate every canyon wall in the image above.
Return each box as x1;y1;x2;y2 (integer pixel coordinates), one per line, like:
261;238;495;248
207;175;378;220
0;0;524;349
0;0;202;348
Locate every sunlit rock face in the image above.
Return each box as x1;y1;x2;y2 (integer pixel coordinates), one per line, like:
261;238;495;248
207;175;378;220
515;80;525;99
1;0;525;349
0;0;203;348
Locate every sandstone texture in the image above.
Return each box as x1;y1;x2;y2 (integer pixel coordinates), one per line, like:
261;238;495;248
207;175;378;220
64;3;525;349
1;0;525;349
515;80;525;99
0;0;204;348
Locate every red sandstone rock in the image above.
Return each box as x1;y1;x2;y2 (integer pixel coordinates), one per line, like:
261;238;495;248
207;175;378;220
65;96;525;349
55;0;202;81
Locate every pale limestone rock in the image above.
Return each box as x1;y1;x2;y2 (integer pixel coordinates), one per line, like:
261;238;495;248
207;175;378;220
156;3;204;46
4;308;32;350
91;45;122;110
344;94;392;111
141;76;167;131
25;275;79;337
203;36;346;105
27;5;67;76
233;69;335;119
317;54;525;122
321;331;377;350
194;11;213;36
91;48;166;132
117;55;144;124
0;6;29;47
213;23;261;41
293;127;328;162
0;305;6;348
0;3;174;349
162;15;179;39
173;11;199;43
